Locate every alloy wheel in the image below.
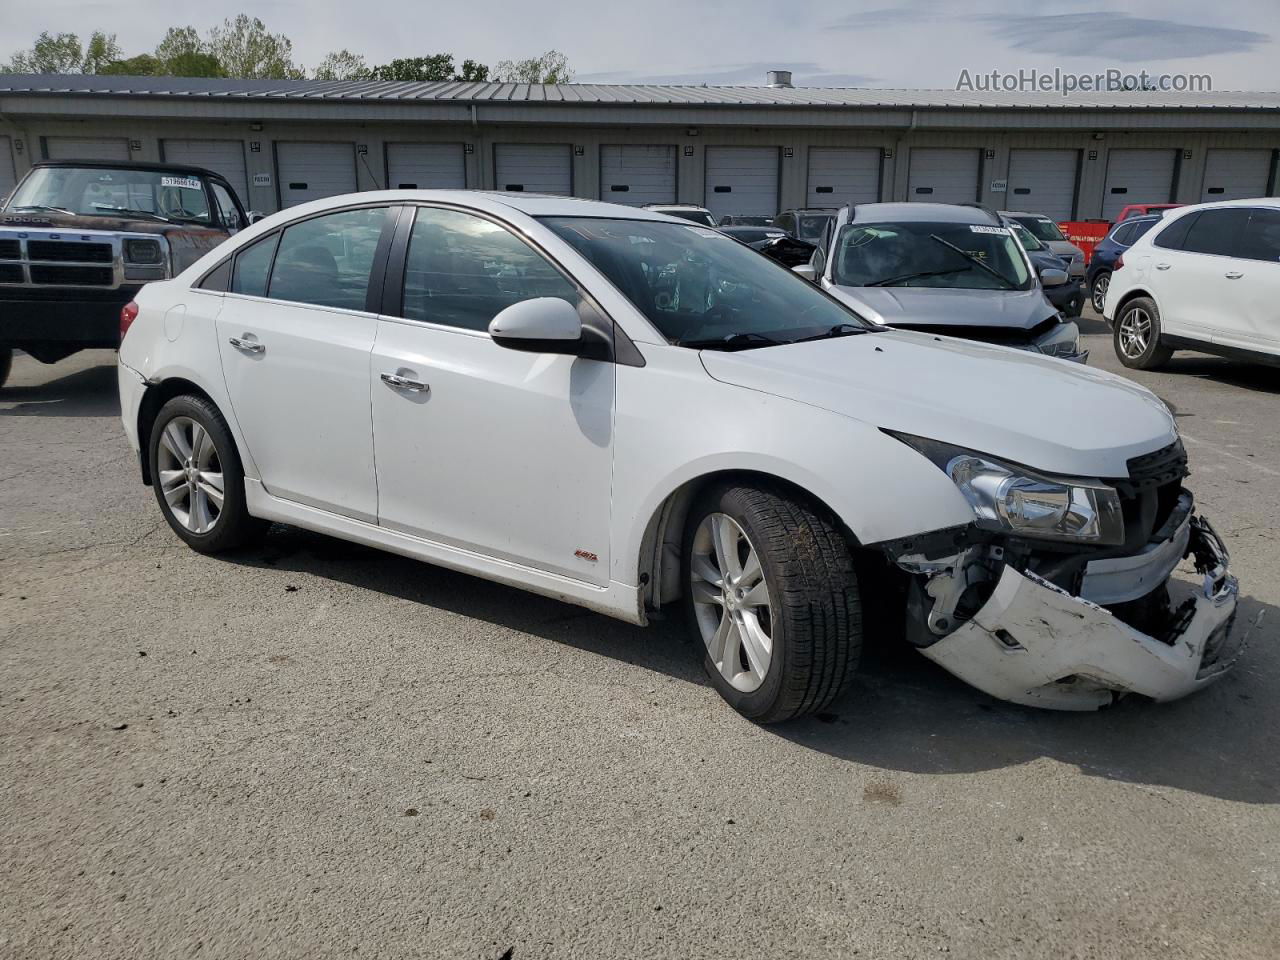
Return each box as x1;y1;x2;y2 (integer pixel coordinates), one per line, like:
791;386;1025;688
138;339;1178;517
1118;306;1153;360
156;416;224;534
690;513;774;693
1092;274;1110;313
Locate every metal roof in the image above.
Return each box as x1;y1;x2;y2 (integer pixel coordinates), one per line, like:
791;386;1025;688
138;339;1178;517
2;74;1279;111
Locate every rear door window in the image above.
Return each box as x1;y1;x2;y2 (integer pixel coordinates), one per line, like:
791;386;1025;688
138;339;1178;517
1237;208;1280;263
1179;208;1249;257
267;207;389;311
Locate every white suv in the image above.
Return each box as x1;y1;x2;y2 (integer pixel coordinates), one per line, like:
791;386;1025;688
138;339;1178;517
1103;199;1280;369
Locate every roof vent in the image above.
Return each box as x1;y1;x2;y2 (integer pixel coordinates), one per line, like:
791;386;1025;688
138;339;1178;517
766;70;793;88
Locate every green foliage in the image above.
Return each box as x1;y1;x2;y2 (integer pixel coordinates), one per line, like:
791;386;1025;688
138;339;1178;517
493;50;573;84
99;53;162;76
3;30;120;74
369;55;456;82
314;49;371;81
457;59;490;83
207;14;304;80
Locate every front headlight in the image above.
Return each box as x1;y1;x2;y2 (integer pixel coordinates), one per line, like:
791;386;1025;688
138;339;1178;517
889;433;1126;545
1033;320;1081;359
123;237;162;264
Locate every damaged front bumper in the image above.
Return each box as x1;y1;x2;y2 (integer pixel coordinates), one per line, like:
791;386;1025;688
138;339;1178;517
906;515;1242;710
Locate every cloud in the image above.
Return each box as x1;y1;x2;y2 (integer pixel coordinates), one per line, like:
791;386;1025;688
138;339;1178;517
828;7;928;30
980;12;1269;60
578;61;876;87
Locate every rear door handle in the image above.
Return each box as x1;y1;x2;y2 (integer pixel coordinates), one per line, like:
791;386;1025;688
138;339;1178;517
1225;271;1245;279
228;336;265;354
381;372;429;393
1155;263;1172;271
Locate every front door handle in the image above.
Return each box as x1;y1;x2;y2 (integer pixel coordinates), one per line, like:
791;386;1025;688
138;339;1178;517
1155;262;1172;271
228;335;265;354
381;372;429;393
1225;270;1245;279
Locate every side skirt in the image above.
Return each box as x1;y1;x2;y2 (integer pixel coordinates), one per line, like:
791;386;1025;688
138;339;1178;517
244;480;647;625
1163;335;1280;368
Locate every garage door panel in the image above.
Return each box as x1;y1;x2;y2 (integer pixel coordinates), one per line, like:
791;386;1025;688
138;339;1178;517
276;142;357;208
1007;149;1078;220
45;137;130;161
1103;149;1176;220
807;148;880;207
495;144;571;195
163;139;249;202
600;145;676;206
0;137;15;198
908;148;980;204
386;143;465;190
705;147;780;219
1202;149;1274;201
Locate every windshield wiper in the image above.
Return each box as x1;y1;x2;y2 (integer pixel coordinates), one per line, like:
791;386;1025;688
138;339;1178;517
674;331;784;350
90;205;171;223
928;234;1017;290
792;323;872;343
8;203;76;216
867;267;970;287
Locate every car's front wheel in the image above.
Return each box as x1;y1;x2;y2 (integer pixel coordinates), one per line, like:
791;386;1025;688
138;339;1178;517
1113;296;1174;370
149;394;267;553
682;484;862;723
1090;271;1111;314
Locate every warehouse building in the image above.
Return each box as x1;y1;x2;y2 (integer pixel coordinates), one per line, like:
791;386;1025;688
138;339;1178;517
1;72;1278;221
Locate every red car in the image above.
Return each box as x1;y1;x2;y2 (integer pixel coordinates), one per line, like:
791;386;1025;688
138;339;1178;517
1115;203;1182;223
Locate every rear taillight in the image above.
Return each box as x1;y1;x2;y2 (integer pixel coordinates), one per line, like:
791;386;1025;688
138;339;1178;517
120;301;139;340
1113;254;1125;272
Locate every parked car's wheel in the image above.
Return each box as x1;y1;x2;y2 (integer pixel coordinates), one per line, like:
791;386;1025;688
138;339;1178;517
1090;271;1111;314
148;394;266;553
0;347;11;390
682;484;862;723
1113;296;1174;370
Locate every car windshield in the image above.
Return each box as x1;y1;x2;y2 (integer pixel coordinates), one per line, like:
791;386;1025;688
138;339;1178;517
796;215;833;241
830;220;1032;290
1008;221;1045;251
6;165;214;224
542;216;878;349
1013;215;1066;242
656;208;717;227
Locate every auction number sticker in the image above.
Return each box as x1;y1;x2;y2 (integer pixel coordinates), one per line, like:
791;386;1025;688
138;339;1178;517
161;176;203;190
686;226;730;239
968;225;1009;235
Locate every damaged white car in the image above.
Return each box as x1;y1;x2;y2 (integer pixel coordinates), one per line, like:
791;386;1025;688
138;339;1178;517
117;193;1241;723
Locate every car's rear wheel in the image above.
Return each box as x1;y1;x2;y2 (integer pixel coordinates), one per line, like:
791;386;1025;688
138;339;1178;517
0;347;12;390
682;484;862;723
1090;271;1111;313
1114;296;1174;370
149;394;267;553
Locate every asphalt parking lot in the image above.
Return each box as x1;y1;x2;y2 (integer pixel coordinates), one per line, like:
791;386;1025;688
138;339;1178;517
2;310;1278;959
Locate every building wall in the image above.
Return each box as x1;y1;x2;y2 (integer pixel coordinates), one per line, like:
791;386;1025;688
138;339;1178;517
2;111;1276;218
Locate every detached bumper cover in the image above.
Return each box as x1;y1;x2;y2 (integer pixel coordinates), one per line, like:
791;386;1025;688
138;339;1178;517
919;517;1241;710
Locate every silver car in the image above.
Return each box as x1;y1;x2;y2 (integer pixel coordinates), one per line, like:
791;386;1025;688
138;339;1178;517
1001;210;1086;280
801;202;1086;362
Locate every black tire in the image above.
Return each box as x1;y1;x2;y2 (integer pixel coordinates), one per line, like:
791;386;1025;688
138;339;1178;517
0;347;12;390
1113;296;1174;370
1089;271;1111;314
148;394;267;553
681;483;862;723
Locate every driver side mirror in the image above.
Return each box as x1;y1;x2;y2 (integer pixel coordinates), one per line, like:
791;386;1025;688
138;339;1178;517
792;264;817;282
1038;267;1068;287
490;297;608;359
247;211;266;225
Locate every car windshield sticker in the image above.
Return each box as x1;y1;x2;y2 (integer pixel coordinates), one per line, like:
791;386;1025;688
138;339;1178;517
161;176;203;190
969;225;1010;235
687;226;730;239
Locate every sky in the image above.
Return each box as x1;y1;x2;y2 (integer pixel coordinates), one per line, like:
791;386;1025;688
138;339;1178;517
4;0;1278;90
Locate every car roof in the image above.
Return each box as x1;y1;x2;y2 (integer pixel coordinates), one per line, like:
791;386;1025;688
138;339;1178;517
31;159;224;179
255;190;685;223
1164;197;1280;212
849;202;1002;225
642;202;710;210
999;211;1059;220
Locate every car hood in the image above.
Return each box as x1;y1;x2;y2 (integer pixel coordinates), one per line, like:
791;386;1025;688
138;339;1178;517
0;211;225;239
1043;239;1084;260
699;330;1176;477
825;283;1057;330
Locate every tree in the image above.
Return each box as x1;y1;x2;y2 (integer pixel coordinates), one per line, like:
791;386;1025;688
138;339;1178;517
152;27;224;77
492;50;573;84
207;15;303;80
3;30;120;74
369;55;455;82
100;53;162;76
314;49;370;81
457;59;490;83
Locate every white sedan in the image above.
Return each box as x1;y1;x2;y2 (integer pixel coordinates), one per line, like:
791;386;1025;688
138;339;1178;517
119;192;1240;721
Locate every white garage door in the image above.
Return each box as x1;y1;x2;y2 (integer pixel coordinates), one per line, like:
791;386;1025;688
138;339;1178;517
1006;149;1078;220
386;143;466;190
494;144;572;195
0;137;16;199
1201;149;1274;201
1103;149;1177;220
806;148;880;207
276;142;357;208
705;147;780;219
45;137;130;161
907;148;980;204
163;139;249;202
600;145;676;206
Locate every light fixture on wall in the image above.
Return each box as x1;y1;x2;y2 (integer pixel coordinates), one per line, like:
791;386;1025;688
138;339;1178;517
1092;132;1105;140
250;121;263;132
